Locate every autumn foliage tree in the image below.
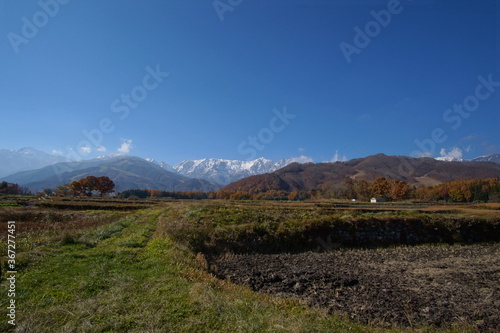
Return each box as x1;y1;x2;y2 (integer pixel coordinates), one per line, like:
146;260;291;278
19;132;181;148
414;178;500;203
342;179;357;199
0;181;22;194
388;179;411;201
353;179;371;201
149;189;163;198
69;176;115;197
370;177;390;198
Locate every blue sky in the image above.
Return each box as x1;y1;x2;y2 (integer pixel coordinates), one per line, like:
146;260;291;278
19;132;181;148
1;0;498;164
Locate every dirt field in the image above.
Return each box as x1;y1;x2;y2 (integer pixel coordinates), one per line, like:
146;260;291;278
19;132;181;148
210;243;499;332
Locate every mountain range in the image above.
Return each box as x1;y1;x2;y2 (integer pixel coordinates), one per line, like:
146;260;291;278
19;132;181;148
3;155;220;193
1;148;499;193
171;157;305;185
224;154;500;193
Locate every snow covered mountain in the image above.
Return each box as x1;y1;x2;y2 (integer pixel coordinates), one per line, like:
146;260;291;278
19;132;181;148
435;154;500;163
470;154;500;164
0;147;70;178
145;158;176;173
169;153;500;185
172;157;310;185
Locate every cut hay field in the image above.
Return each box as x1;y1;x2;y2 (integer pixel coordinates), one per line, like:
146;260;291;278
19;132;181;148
1;197;498;332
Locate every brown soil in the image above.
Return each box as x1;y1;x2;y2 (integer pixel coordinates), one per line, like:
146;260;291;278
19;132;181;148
210;244;499;332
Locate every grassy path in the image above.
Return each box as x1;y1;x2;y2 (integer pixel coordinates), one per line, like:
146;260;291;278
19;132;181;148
1;208;451;332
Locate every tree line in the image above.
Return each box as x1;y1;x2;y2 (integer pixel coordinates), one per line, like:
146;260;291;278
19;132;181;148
120;177;500;203
3;176;500;203
414;178;500;203
215;177;500;202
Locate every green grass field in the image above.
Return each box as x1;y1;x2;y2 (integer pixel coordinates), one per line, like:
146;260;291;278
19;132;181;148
1;198;496;332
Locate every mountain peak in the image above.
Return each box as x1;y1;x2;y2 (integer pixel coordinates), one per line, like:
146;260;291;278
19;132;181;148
173;157;304;185
145;158;176;172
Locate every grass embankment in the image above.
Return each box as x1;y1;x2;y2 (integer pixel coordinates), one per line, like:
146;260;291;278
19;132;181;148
163;201;500;254
1;205;402;333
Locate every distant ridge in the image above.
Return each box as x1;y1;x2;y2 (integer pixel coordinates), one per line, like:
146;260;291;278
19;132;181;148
4;155;221;193
223;154;500;193
471;154;500;164
0;147;70;178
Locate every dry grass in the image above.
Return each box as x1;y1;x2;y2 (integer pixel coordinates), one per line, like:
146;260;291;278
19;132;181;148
0;207;125;236
422;205;500;217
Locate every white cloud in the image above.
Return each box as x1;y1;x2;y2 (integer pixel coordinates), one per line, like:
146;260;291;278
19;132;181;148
52;149;62;156
289;155;313;163
331;150;347;162
118;139;133;154
96;146;107;152
438;147;463;161
80;146;91;154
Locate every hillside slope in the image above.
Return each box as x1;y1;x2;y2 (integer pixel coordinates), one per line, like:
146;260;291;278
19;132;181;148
224;154;500;192
4;156;221;192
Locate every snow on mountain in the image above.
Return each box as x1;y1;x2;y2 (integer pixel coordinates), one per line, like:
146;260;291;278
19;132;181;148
145;158;176;172
0;147;71;178
173;157;309;185
435;156;464;162
97;153;126;159
435;147;464;162
470;154;500;164
435;153;500;163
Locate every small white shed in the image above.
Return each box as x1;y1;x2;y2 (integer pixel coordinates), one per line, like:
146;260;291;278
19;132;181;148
370;197;386;203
